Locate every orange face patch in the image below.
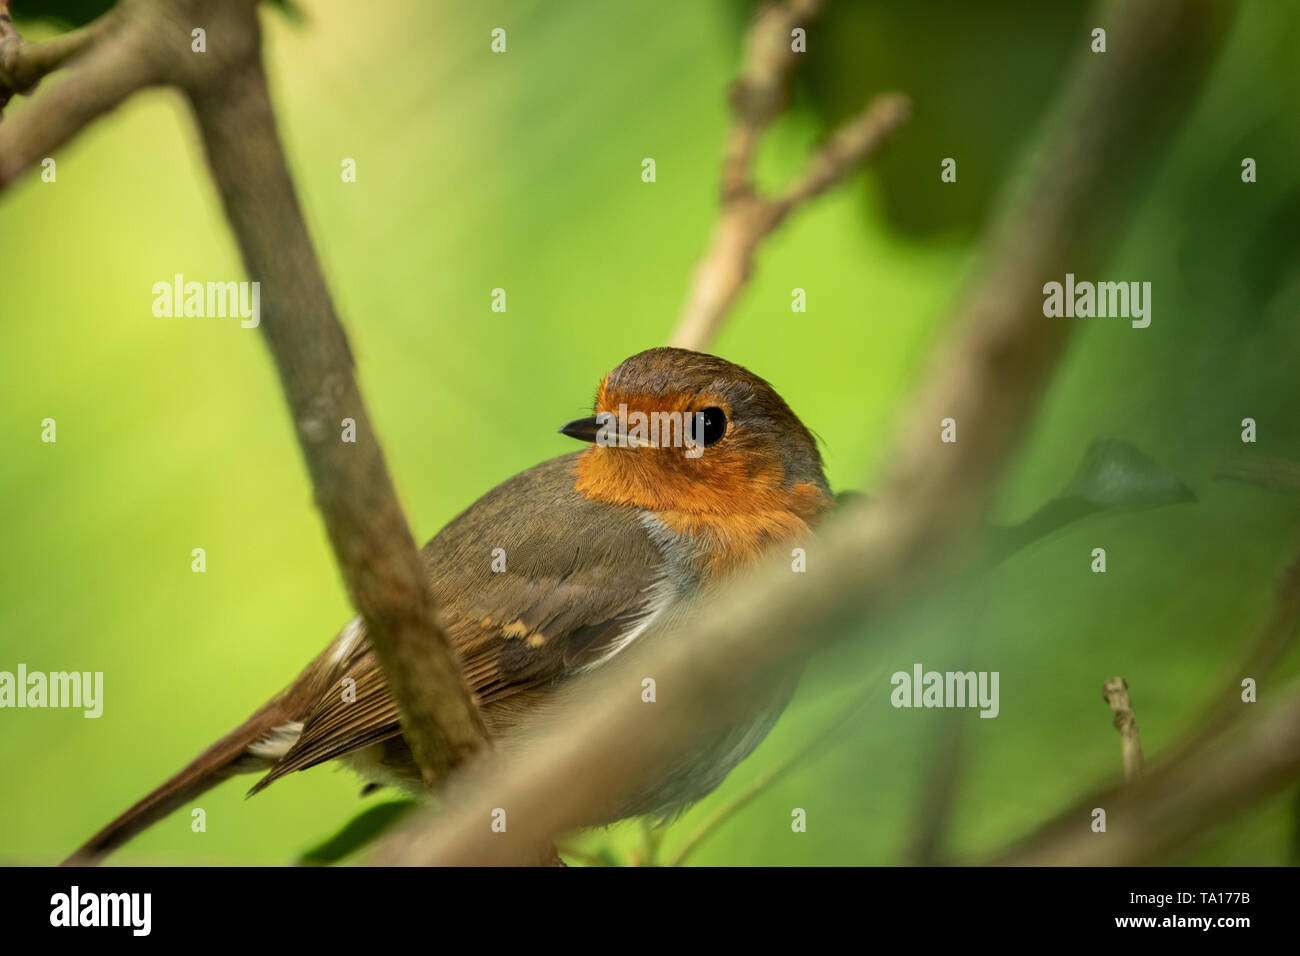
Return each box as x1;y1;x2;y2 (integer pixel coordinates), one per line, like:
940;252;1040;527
573;378;832;576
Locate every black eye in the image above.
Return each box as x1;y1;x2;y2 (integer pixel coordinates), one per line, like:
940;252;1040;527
694;407;727;447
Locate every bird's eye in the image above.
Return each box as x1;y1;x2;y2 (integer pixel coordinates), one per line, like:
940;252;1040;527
694;407;727;447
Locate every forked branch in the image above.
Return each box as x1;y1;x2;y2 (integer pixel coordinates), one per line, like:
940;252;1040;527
667;0;909;351
0;0;120;113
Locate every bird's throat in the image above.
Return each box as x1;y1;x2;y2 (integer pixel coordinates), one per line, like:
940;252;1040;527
573;447;830;575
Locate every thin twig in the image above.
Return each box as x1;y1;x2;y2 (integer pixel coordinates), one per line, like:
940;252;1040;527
992;679;1300;866
0;1;120;113
0;10;163;185
992;531;1300;865
772;96;912;213
1101;677;1143;781
667;0;909;351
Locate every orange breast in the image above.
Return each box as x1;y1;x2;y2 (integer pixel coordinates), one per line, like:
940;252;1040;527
574;445;831;576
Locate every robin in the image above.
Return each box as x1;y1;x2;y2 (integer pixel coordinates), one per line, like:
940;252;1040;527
67;347;834;864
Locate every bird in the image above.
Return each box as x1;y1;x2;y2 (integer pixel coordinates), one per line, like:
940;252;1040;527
67;347;834;864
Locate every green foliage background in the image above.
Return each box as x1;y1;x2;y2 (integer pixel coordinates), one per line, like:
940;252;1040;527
1;0;1298;865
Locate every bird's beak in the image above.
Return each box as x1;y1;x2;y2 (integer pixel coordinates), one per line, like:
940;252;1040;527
558;415;602;443
558;414;659;447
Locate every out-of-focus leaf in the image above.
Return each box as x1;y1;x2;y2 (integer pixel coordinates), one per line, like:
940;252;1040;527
986;439;1196;564
9;0;114;30
1061;438;1198;511
788;0;1091;238
11;0;302;29
295;799;418;866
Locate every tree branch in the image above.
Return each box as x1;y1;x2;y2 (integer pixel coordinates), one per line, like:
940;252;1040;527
0;1;120;113
667;0;909;351
902;710;966;866
0;0;492;792
720;0;819;197
0;6;163;186
178;0;489;786
1216;453;1300;493
1164;535;1300;765
772;95;911;213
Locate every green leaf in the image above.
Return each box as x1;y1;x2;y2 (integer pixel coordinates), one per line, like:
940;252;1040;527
1060;438;1198;511
986;438;1196;564
295;799;418;866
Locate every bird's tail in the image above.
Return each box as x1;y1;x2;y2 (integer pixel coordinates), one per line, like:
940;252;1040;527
63;698;291;866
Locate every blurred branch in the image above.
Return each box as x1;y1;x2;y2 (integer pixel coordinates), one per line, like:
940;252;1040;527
0;5;164;184
1177;462;1300;762
1165;534;1300;765
904;707;967;866
909;441;1193;864
375;0;1236;866
720;0;819;197
1216;454;1300;493
992;681;1300;866
667;0;909;351
1101;677;1143;781
0;0;491;798
992;533;1300;864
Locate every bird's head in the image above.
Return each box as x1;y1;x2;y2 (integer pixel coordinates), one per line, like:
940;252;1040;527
561;348;831;521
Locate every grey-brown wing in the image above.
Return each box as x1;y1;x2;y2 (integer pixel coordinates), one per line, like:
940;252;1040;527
252;453;671;789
